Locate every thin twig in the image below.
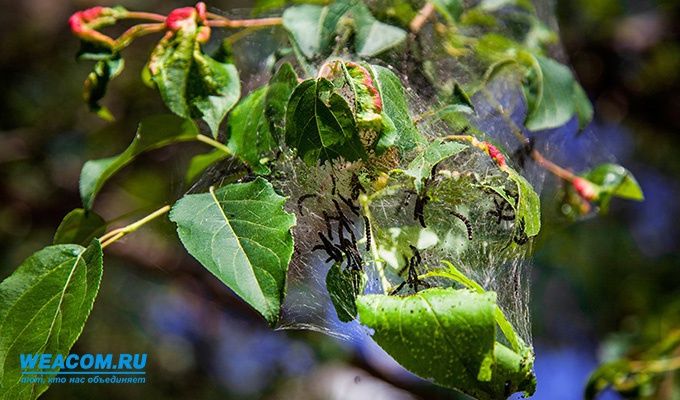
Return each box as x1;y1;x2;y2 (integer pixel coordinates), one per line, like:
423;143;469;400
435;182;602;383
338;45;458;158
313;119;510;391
114;23;166;51
124;11;167;22
99;205;171;249
206;14;283;28
479;88;580;182
410;2;436;33
195;134;232;156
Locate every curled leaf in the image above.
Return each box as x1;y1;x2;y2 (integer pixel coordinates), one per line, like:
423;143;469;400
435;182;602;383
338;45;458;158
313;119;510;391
148;11;239;137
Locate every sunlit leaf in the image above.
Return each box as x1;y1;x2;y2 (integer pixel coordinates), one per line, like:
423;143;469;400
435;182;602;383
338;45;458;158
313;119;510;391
0;241;103;399
53;209;106;246
583;163;644;214
520;53;578;131
80;115;200;209
357;288;536;399
148;23;240;137
170;177;296;327
350;1;407;57
282;1;353;59
341;61;384;130
370;65;425;154
285;78;367;165
402;138;468;193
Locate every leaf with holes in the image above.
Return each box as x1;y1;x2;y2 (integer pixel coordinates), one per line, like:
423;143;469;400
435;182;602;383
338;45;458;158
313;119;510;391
0;241;103;400
402;138;468;194
357;287;536;399
170;177;296;327
326;264;364;323
285;78;367;165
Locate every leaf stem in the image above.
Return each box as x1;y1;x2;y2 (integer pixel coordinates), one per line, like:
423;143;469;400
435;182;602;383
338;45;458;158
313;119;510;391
479;88;580;183
630;356;680;374
99;205;171;249
206;14;283;28
224;25;274;44
114;23;166;51
424;260;523;353
195;134;233;156
123;11;167;22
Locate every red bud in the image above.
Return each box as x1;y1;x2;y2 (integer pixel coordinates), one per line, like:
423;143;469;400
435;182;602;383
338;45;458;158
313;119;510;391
572;177;598;200
481;142;506;168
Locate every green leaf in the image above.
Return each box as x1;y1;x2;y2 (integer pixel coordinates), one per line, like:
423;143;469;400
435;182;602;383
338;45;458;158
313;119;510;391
520;53;579;131
450;82;476;112
340;61;383;131
0;241;103;399
148;25;240;137
585;331;680;400
170;177;296;327
583;163;644;213
265;62;298;143
402;138;468;193
53;209;107;246
82;54;124;122
80;115;200;209
326;264;364;323
185;150;231;186
350;2;407;57
285;78;367;165
253;0;286;15
430;0;464;23
479;0;535;12
191;52;241;137
505;167;541;237
357;288;536;399
573;80;594;130
282;2;353;59
227;86;274;174
370;65;425;154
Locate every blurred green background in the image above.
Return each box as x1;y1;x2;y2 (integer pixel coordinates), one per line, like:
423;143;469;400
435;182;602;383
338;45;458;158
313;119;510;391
1;0;679;399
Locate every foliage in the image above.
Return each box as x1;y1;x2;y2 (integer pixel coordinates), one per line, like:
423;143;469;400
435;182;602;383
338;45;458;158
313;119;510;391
0;241;103;399
0;1;647;399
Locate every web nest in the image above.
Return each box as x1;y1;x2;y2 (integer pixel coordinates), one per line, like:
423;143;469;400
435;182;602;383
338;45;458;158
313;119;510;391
191;1;563;346
260;69;540;345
